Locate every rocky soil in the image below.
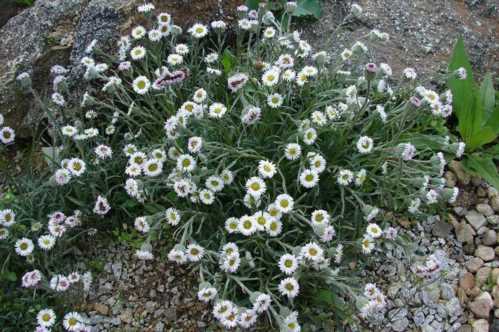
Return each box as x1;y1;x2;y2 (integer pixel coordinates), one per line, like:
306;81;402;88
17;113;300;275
78;244;214;332
302;0;498;80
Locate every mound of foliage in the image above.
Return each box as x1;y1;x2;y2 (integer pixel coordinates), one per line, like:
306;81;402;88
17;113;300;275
0;2;466;331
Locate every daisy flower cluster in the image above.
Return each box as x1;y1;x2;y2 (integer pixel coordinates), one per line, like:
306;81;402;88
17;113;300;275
1;2;467;330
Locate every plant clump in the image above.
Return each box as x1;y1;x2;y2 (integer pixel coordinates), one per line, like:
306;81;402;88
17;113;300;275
0;2;466;331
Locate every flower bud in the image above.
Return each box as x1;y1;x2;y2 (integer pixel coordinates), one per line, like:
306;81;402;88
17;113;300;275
364;63;377;81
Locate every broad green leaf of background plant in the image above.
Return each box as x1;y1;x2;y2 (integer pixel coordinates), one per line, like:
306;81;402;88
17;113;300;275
448;38;498;151
479;73;499;133
464;154;499;190
222;49;236;74
294;0;322;19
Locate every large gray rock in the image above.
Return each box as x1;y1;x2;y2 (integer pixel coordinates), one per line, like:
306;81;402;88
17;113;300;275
0;0;239;137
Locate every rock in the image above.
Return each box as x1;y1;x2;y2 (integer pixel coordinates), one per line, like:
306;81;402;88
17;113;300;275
458;325;472;332
469;292;493;319
440;283;455;300
455;222;476;243
414;310;426;326
491;196;499;212
459;272;475;291
449;161;471;185
482;229;497;246
493;285;499;307
154;321;165;332
488;215;499;225
0;0;241;136
495;308;499;319
474;245;495;261
432;219;453;238
445;297;462;317
445;171;457;187
465;257;484;273
391;317;409;332
93;303;109;316
471;319;488;332
476;203;494;216
475;267;491;288
492;268;499;283
465;211;487;230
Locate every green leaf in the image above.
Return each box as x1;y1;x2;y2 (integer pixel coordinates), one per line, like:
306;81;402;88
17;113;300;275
222;49;236;74
464;154;499;190
245;0;260;10
294;0;322;19
480;73;495;121
448;38;477;147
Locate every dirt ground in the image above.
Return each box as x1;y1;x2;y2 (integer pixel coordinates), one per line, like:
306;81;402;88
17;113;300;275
302;0;498;80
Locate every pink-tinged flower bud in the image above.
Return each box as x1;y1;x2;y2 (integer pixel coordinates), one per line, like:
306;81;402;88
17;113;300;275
410;96;422;108
365;63;377;80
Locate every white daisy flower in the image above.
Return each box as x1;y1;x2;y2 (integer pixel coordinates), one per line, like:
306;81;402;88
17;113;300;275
205;52;219;63
258;160;277;179
361;236;375;254
285;143;302;160
366;223;382;238
199;189;215;205
62;125;78;137
221;254;241;273
283;311;301;332
266;219;282;236
303;128;317;145
279;254;299;275
63;312;83;331
130;46;146;60
311;209;330;226
252;293;272;313
208;103;227;118
262;68;280;86
0;209;15;227
186;244;205;262
66;158;86;177
157;13;172;26
165;207;181;226
94;144;112;159
197;287;218;303
193;88;207;103
37;309;56;328
131;26;146;39
134;216;150;233
246;177;266;197
38;235;56;250
309;154;326;173
282;69;296;81
221;169;234;185
176;154;196;172
189;23;209;38
300;242;324;262
225;217;239;234
143;159;163;177
132;76;151;94
337;169;354;186
213;300;234;320
253;211;272;230
0;127;16;144
267;93;283;108
267;203;283;221
275;194;294;213
167;53;183;66
278;277;300;299
206;175;224;192
238;215;257;236
299;169;319;188
168;247;187;264
263;27;276;38
148;29;162;42
0;228;9;240
356;136;374;154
